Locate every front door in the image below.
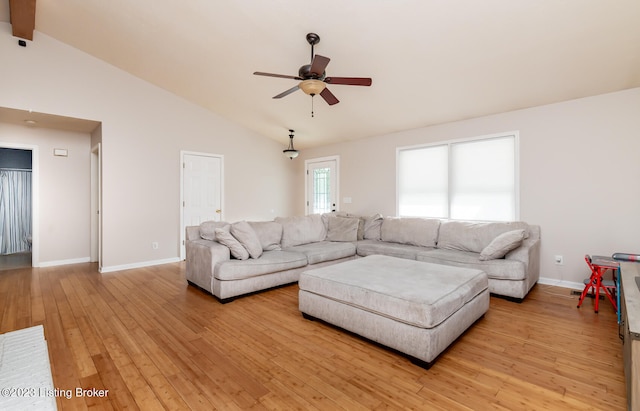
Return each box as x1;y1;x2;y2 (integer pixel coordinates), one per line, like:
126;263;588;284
181;152;223;258
306;157;338;215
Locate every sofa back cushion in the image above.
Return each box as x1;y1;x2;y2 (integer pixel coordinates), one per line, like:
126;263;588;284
380;217;440;247
248;221;283;251
437;220;530;253
275;214;327;248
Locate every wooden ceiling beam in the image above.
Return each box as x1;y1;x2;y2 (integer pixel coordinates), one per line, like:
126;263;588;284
9;0;37;41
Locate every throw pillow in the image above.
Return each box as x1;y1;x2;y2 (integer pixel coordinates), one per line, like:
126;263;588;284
214;226;249;260
199;220;228;241
479;229;525;261
326;216;359;242
230;221;263;259
363;213;383;240
345;214;366;240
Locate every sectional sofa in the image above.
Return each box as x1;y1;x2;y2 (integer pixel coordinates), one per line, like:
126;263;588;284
185;213;540;303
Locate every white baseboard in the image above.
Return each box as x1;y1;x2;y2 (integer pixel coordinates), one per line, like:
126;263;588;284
100;257;181;274
538;276;584;291
37;257;91;268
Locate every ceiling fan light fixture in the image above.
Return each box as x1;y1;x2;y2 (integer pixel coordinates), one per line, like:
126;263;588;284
283;129;299;159
299;79;326;96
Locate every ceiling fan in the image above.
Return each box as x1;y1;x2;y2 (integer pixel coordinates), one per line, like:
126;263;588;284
253;33;372;114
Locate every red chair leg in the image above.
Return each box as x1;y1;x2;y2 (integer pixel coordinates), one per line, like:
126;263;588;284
594;276;601;313
577;276;595;308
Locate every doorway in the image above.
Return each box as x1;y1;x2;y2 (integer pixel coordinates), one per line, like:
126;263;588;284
0;145;38;270
305;156;339;215
90;143;102;270
180;151;224;259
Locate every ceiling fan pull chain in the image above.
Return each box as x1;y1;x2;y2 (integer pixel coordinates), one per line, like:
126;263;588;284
311;95;315;117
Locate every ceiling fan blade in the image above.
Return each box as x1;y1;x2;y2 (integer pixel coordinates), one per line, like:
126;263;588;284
254;72;301;80
309;54;330;77
273;85;300;99
325;77;372;86
320;87;339;105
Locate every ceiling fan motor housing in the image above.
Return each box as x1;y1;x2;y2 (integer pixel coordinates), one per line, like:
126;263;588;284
299;64;325;80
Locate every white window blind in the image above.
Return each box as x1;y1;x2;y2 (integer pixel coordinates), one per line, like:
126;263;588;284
397;133;518;221
398;145;448;218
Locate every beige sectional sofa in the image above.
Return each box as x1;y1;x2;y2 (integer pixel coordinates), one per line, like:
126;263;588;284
185;213;540;303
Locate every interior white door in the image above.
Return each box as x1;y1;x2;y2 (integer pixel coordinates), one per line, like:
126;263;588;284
90;144;101;268
306;158;337;215
182;153;222;257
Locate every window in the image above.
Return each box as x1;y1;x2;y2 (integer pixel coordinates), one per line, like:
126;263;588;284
312;166;332;214
397;133;518;221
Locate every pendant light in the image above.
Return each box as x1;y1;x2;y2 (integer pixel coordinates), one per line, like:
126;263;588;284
283;129;299;159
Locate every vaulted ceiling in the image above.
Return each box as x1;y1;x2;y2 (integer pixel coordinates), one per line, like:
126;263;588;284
2;1;640;149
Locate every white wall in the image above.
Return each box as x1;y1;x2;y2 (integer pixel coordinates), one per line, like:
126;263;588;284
0;23;297;270
298;88;640;287
0;124;91;265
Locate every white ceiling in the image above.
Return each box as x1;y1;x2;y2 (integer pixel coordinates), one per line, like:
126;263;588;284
2;0;639;149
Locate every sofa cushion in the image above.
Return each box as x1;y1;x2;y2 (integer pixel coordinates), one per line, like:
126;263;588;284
326;216;359;242
286;241;356;265
356;239;433;260
417;249;526;281
479;229;525;261
248;221;282;251
363;213;383;240
199;221;228;241
437;220;530;253
276;215;327;248
215;226;249;260
215;250;308;281
381;217;440;247
230;221;263;259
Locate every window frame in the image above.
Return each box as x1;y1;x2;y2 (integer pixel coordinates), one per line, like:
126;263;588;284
396;131;520;222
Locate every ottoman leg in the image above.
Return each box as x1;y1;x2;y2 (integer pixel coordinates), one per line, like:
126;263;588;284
409;356;434;370
302;312;318;321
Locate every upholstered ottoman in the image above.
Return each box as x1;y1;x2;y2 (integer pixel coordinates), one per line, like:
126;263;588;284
298;254;489;367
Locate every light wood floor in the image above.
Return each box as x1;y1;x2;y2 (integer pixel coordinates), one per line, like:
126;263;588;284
0;262;626;410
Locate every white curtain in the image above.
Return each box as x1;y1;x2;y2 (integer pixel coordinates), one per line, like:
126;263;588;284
0;170;32;255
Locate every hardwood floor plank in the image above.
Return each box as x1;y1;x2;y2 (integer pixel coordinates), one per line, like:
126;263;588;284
30;269;46;323
101;336;166;409
0;263;627;410
91;352;141;410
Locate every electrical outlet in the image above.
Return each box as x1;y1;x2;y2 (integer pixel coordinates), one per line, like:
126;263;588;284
152;242;159;250
554;255;563;265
